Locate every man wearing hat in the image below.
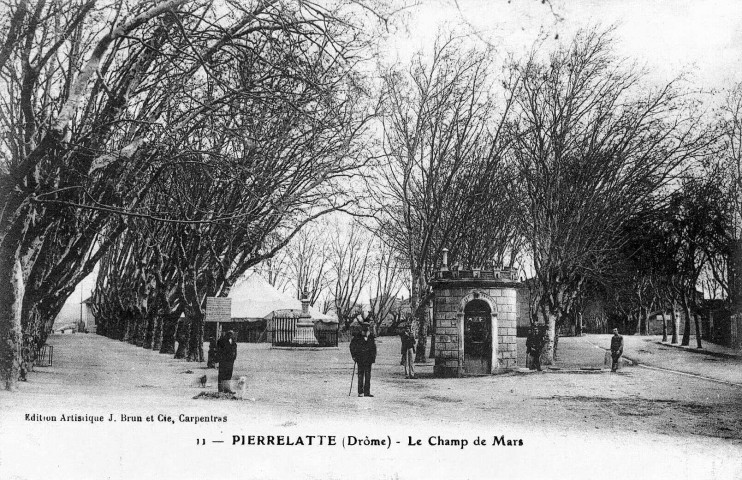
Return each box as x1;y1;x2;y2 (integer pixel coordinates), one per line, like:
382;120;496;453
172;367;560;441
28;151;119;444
526;325;545;371
350;323;377;397
400;324;416;379
610;328;624;372
217;330;237;393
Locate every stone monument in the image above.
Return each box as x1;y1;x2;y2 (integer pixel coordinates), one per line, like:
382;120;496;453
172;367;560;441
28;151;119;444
293;288;318;346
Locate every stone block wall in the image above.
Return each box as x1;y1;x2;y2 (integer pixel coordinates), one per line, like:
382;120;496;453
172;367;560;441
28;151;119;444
432;278;519;377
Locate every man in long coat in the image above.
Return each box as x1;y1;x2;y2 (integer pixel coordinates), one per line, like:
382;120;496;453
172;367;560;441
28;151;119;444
400;325;416;379
207;336;217;368
350;323;377;397
526;325;544;371
610;328;624;372
217;330;237;393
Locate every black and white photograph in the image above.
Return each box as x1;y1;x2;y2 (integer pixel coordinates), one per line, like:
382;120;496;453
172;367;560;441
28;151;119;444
1;1;741;479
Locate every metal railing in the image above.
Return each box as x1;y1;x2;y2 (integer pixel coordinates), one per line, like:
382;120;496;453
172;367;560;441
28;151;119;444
269;317;338;347
315;329;338;347
36;345;53;367
271;317;297;346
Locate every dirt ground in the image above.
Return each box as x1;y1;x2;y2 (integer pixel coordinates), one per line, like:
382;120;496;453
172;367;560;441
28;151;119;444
1;333;741;480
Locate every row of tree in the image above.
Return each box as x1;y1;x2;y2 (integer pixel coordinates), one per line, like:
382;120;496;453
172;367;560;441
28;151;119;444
2;0;739;389
366;29;739;362
269;30;739;364
0;0;393;389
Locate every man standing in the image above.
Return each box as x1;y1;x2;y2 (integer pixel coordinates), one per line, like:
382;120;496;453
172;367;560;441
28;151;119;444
526;325;544;371
207;336;217;368
350;323;376;397
610;328;624;372
401;325;416;379
217;330;237;393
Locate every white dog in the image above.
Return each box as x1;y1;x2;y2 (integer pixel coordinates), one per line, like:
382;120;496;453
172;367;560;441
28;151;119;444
235;376;248;399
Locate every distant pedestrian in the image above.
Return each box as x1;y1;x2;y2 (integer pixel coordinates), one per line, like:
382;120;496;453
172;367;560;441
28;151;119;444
610;328;624;372
526;325;544;371
217;330;237;393
350;323;376;397
401;325;416;379
207;337;217;368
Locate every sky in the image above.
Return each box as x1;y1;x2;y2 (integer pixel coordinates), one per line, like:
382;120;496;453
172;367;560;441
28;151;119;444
382;0;742;91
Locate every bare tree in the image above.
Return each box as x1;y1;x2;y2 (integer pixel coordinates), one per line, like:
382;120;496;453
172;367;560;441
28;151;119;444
719;84;742;307
0;0;391;386
0;0;196;389
284;223;334;306
665;176;729;348
507;28;717;363
329;220;373;327
254;239;292;292
366;237;405;332
373;34;518;361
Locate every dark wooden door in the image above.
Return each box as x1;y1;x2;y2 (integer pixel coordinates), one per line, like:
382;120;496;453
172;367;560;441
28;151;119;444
463;299;491;375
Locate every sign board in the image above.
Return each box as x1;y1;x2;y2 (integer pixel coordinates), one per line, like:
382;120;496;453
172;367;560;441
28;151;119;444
204;297;232;323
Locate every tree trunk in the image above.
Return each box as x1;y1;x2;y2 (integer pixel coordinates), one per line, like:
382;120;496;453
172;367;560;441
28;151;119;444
635;309;642;335
174;317;188;359
105;313;113;338
681;294;691;346
133;313;145;347
113;314;123;339
0;255;24;390
414;306;428;363
428;311;436;359
186;309;204;362
151;314;163;351
731;238;742;306
542;311;557;365
661;313;668;342
174;338;187;358
693;313;703;349
159;313;178;354
123;311;133;343
143;312;154;349
670;304;678;344
411;272;429;363
642;308;651;336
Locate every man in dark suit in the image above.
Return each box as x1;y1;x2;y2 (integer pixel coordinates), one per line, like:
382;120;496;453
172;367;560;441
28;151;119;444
526;325;544;371
610;328;624;372
217;330;237;393
207;336;217;368
350;323;377;397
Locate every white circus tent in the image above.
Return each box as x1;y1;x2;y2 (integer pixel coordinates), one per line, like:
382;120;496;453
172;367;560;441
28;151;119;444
228;273;335;322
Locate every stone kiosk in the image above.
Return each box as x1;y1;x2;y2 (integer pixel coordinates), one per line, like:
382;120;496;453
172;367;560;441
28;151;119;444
432;250;520;377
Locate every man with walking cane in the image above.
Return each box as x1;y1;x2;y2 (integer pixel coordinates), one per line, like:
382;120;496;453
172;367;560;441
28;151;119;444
349;323;376;397
348;362;356;396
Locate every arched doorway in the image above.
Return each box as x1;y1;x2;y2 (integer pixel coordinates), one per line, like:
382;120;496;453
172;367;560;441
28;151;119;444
463;299;492;374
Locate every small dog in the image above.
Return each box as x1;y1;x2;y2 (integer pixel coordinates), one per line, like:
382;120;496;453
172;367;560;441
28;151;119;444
199;375;207;388
235;376;248;399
